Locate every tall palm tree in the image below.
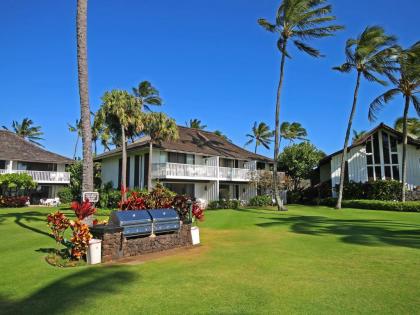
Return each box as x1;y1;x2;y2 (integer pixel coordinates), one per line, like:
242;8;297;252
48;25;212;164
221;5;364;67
214;130;231;142
258;0;343;210
394;117;420;139
96;90;143;201
368;41;420;202
352;129;368;143
187;119;207;130
132;81;163;112
245;122;273;154
3;118;44;146
333;26;398;209
68;119;81;159
143;112;178;191
76;0;94;193
280;122;307;146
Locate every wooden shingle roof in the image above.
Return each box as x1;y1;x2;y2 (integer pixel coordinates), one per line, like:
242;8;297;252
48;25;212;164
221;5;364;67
0;130;74;164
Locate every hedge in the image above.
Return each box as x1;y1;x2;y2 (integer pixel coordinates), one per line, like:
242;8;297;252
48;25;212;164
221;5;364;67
320;198;420;212
249;195;272;207
207;199;241;210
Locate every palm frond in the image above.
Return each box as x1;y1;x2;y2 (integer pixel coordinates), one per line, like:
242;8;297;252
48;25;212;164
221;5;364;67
293;40;322;57
363;71;388;86
368;88;400;121
257;18;277;32
412;95;420;116
332;63;353;73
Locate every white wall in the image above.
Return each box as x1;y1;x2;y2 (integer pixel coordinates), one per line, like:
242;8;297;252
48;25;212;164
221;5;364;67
406;145;420;188
101;156;120;188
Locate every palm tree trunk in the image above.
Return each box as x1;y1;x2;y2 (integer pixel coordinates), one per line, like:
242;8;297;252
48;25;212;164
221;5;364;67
273;39;288;211
254;142;257;154
76;0;94;193
148;141;153;192
401;95;410;202
336;71;361;209
121;125;127;202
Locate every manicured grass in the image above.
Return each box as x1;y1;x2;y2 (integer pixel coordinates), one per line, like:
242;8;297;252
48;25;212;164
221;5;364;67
1;205;420;314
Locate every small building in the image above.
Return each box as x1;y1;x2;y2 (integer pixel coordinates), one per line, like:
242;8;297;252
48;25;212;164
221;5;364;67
94;126;274;205
319;123;420;196
0;130;73;202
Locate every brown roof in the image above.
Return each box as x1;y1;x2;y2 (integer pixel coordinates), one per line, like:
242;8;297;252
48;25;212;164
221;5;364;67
94;126;273;162
319;123;420;165
0;130;74;164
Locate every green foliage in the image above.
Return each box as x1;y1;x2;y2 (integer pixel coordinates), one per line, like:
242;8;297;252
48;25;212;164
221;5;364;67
245;121;273;153
57;187;73;204
0;173;36;196
187;119;207;130
3;117;44;146
207;199;241;210
320;198;420;212
338;180;403;201
66;161;83;201
249;195;272;207
280;122;307;144
0;196;29;207
278;142;325;190
394;117;420;139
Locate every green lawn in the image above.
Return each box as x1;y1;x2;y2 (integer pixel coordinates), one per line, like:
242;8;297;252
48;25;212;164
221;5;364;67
1;205;420;314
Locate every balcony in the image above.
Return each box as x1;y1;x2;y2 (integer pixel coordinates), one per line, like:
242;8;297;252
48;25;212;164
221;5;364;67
0;169;70;184
218;166;252;182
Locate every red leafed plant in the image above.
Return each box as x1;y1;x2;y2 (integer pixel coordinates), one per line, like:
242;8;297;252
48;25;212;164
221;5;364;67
71;198;97;220
192;203;205;222
47;211;71;256
69;220;92;260
119;191;147;210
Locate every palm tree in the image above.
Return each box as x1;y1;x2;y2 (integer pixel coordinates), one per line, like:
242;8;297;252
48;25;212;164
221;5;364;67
352;129;368;143
76;0;94;193
143;112;179;191
368;41;420;202
214;130;231;142
245;122;273;153
258;0;343;210
333;26;398;209
96;90;143;201
68;120;81;159
3;118;44;146
187;119;207;129
132;81;163;112
280;122;307;146
394;117;420;139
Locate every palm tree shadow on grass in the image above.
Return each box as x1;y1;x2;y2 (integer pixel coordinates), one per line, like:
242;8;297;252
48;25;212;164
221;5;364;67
0;266;138;314
256;215;420;249
0;211;54;239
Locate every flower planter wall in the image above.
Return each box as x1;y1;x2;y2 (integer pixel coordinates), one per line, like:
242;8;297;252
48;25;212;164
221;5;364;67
90;223;193;262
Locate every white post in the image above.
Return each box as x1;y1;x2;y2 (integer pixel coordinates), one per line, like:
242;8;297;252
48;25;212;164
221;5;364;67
6;160;13;172
216;156;220;200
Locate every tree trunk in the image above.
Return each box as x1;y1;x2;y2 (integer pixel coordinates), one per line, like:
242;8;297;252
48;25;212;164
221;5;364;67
254;142;257;154
148;141;153;192
401;95;410;202
76;0;94;193
121;125;127;202
273;39;288;211
336;71;361;209
73;135;79;159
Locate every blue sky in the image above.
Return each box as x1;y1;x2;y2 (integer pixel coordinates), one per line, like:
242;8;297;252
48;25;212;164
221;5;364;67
1;0;419;159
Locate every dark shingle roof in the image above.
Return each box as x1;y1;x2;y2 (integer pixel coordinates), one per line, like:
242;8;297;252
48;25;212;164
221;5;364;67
94;126;273;162
0;130;74;164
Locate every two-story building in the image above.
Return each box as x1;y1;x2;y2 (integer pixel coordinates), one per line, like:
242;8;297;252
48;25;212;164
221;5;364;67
0;130;73;203
94;126;274;205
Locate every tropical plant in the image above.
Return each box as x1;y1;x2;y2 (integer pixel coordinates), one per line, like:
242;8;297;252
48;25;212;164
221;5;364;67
280;121;307;145
47;211;71;257
368;41;420;202
394;117;420;139
71;199;97;220
132;81;163;112
76;0;94;194
258;0;343;210
69;220;92;260
352;129;368;143
333;26;398;209
68;119;81;159
187;119;207;129
3;118;44;146
214;130;231;142
143;112;178;191
245;122;273;153
0;173;37;196
96;90;143;201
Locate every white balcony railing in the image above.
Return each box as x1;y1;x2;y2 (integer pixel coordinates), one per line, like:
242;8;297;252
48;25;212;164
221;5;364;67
152;163;218;180
0;169;70;184
219;167;252;181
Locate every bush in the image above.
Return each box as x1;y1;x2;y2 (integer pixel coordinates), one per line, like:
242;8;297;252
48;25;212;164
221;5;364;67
206;199;241;210
337;180;403;201
98;189;121;209
319;198;420;212
249;195;272;207
207;200;220;210
0;195;29;207
57;187;73;204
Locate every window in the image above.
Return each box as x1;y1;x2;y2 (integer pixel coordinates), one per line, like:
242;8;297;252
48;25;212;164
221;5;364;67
0;160;5;169
164;183;195;197
168;152;187;164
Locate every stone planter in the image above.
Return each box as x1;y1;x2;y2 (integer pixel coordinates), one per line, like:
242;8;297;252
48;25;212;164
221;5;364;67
191;226;200;245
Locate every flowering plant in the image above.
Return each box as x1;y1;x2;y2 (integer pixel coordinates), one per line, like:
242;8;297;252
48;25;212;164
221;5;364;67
71;198;97;220
46;211;71;256
192;203;205;223
69;220;92;260
119;191;147;210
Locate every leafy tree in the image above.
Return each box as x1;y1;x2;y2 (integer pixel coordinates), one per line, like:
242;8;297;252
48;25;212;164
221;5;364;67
3;118;44;146
258;0;343;210
76;0;94;193
143;112;179;191
368;41;420;202
280;121;307;145
0;173;37;196
214;130;231;142
352;129;368;143
132;81;163;112
187;119;207;129
245;122;273;153
333;26;398;209
394;117;420;139
278;142;325;191
96;90;143;201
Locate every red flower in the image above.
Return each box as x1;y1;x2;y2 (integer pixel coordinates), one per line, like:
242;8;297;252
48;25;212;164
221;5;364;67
71;198;97;220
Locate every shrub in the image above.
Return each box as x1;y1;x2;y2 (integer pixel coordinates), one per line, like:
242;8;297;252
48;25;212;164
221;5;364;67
0;173;36;196
172;195;191;221
207;200;220;210
98;189;121;209
57;187;73;204
319;198;420;212
69;220;92;260
0;195;29;207
337;180;403;201
119;191;147;210
71;199;97;220
249;195;272;207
